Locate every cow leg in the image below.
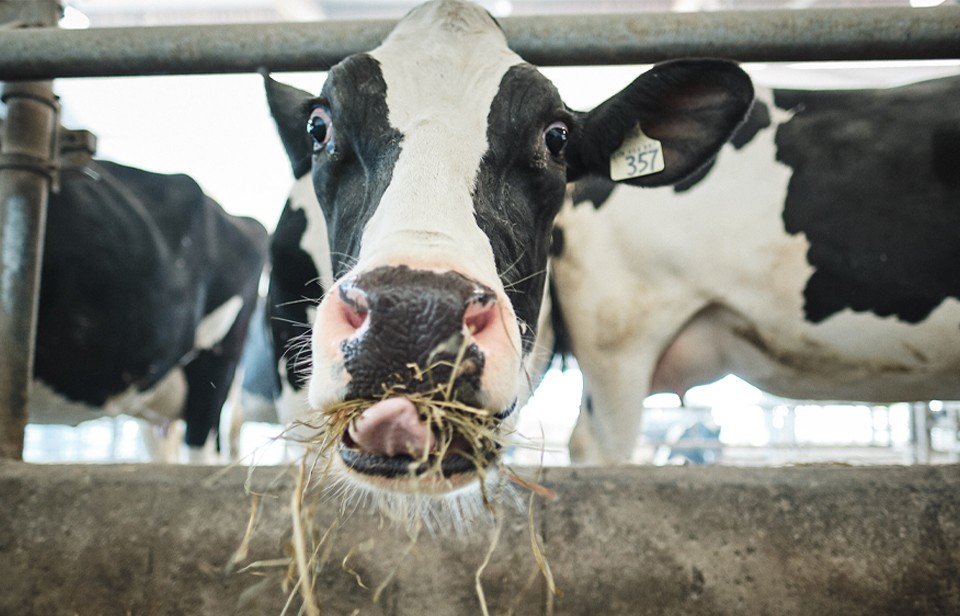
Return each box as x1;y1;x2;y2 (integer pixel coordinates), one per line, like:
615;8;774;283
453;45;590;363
181;349;242;457
562;293;710;464
139;418;182;464
218;364;246;461
568;352;659;464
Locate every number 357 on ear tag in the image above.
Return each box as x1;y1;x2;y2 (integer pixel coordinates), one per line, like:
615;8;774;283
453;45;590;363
609;124;665;182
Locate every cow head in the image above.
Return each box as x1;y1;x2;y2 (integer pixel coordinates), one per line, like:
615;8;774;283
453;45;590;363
265;0;752;509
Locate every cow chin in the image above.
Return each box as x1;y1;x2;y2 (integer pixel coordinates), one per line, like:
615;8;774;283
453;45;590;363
326;449;518;534
318;396;520;534
335;445;498;494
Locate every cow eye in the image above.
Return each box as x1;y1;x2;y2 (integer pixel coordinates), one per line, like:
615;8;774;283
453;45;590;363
544;121;569;156
306;106;333;152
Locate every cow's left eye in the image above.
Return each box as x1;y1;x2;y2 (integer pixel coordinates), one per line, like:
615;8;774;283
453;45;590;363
544;121;569;156
307;106;333;152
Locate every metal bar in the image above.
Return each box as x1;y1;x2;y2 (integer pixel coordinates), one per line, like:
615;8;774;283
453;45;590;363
0;82;58;460
908;401;932;464
0;6;958;79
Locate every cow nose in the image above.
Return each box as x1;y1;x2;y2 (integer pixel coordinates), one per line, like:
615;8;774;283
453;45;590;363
336;277;496;337
333;265;495;400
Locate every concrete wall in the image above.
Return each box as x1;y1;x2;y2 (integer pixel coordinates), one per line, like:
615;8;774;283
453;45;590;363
2;461;958;615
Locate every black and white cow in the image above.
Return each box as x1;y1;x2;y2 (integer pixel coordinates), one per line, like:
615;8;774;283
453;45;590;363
26;131;268;461
551;74;960;463
262;0;752;507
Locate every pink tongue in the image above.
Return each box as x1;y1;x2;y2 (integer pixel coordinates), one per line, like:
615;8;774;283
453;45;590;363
347;398;435;457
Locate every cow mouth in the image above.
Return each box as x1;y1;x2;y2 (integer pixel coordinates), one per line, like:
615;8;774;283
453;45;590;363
331;396;506;484
339;440;500;479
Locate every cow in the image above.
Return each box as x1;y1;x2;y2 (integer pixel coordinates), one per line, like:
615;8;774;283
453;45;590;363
23;127;269;462
550;74;960;463
260;0;753;516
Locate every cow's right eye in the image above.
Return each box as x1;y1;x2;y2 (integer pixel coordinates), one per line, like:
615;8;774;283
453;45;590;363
307;107;333;152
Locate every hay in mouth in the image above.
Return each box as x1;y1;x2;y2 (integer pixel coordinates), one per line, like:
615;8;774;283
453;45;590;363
291;334;508;494
329;393;502;478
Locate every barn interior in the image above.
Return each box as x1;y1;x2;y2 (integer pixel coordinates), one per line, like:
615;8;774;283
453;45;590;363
1;1;959;614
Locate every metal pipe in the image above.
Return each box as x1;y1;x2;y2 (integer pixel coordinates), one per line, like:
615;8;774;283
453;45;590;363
0;80;59;460
0;6;958;79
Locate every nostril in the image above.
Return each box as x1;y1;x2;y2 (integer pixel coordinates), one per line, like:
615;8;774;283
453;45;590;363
464;289;497;336
339;282;369;330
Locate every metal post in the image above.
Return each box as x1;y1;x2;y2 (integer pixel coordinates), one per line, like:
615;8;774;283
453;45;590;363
0;0;61;460
907;402;931;465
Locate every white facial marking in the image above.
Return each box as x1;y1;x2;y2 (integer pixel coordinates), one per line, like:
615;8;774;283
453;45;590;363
361;1;524;285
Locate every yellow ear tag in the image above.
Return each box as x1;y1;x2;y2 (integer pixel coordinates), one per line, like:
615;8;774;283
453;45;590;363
609;124;665;181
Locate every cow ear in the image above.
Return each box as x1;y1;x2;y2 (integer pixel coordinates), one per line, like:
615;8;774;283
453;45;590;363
566;59;754;187
263;72;314;179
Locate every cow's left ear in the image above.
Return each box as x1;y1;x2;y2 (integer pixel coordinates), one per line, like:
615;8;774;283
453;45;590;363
566;59;754;187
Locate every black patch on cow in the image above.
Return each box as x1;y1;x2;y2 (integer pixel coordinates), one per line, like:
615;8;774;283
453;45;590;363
473;64;571;353
570;174;616;209
36;160;267;447
340;266;485;406
264;54;399;393
267;200;322;391
932;122;960;187
549;226;565;258
671;160;716;193
548;276;573;364
311;54;403;280
673;100;771;193
775;76;960;323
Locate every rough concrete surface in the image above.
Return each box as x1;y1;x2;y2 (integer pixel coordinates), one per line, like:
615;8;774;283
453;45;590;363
1;462;958;615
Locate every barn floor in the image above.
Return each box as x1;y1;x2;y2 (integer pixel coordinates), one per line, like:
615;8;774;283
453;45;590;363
2;461;959;615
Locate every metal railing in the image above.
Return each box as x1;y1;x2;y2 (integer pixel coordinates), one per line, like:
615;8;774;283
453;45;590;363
0;6;958;80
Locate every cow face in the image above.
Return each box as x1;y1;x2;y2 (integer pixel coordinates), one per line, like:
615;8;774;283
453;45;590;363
266;0;752;503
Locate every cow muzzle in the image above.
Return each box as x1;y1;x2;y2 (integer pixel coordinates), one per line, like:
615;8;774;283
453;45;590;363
306;265;519;494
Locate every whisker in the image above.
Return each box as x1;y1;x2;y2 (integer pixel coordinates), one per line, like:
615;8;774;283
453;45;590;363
497;251;526;283
269;316;311;328
273;296;321;310
501;267;547;291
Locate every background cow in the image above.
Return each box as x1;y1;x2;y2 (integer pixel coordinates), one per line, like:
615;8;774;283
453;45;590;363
261;0;753;514
551;75;960;463
24;128;269;462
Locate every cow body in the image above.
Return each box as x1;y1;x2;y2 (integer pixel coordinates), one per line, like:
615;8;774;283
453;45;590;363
552;75;960;463
263;0;752;514
28;146;268;459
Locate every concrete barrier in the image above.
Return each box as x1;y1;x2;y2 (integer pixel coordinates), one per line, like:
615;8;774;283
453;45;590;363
2;461;958;615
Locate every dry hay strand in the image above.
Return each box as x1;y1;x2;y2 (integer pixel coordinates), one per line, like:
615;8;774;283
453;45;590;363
234;334;561;614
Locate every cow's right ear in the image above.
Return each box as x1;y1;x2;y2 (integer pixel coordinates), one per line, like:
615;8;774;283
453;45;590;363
565;59;754;187
263;72;314;179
